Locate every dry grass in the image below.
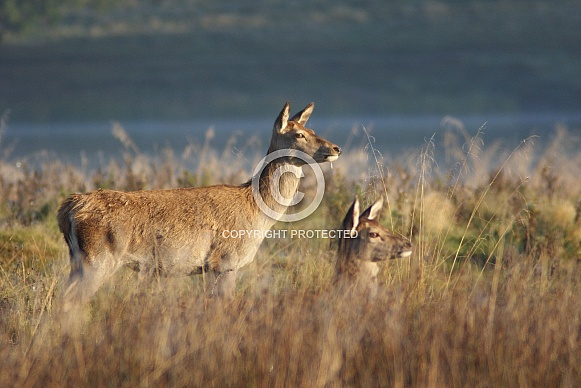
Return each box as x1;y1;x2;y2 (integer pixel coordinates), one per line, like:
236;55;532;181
0;123;580;386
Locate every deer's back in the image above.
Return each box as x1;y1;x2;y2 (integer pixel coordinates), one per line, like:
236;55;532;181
58;186;262;273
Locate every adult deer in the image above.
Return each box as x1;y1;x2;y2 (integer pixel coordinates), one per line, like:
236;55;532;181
58;102;341;305
336;196;412;296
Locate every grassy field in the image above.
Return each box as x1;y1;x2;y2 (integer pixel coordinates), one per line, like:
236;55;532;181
0;121;580;386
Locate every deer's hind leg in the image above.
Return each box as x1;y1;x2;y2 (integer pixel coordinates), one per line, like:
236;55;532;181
62;251;124;312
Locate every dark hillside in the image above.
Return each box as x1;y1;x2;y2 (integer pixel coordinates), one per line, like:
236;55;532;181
1;1;580;122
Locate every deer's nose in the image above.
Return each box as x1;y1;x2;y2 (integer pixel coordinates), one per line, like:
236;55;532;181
333;146;342;155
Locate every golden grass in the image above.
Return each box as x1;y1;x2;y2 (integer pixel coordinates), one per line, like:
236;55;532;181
0;123;580;386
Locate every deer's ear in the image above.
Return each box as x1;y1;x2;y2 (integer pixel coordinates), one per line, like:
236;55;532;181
289;102;314;126
361;197;383;221
343;196;360;237
274;102;290;134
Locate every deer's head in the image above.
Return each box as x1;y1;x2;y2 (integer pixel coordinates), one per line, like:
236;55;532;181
340;196;412;263
268;102;341;165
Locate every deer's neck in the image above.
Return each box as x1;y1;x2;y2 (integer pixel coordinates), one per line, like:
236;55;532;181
336;242;378;282
358;261;379;280
247;155;302;224
337;248;359;279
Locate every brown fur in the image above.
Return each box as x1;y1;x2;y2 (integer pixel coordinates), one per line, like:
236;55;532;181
58;102;341;304
336;196;412;295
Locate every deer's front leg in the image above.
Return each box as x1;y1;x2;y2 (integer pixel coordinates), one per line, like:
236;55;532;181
209;269;237;299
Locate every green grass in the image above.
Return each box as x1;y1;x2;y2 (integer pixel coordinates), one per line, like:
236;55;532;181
0;122;580;385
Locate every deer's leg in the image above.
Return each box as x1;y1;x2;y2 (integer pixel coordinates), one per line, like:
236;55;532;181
210;269;238;299
62;252;122;311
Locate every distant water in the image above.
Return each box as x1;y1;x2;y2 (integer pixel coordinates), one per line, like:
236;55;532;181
2;113;580;168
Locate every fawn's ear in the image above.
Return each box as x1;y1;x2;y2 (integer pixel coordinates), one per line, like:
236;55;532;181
289;102;314;126
361;197;383;221
343;196;360;237
274;101;291;134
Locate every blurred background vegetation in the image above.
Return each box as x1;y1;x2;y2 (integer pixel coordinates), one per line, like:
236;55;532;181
0;0;118;36
1;0;580;122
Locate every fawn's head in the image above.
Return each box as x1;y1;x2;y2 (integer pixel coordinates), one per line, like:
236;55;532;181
340;196;412;262
268;102;341;165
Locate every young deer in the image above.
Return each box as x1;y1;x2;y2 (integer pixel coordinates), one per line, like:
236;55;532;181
336;196;412;295
58;102;341;304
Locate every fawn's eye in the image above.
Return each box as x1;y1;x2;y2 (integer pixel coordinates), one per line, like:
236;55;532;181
368;232;380;239
295;133;305;139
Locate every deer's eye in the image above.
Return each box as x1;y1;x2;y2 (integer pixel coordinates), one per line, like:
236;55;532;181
295;133;305;139
368;232;380;239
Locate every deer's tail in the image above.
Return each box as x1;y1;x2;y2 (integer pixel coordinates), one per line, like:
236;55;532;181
57;197;84;279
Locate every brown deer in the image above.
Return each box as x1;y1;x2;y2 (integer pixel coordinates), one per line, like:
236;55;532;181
336;196;412;295
58;102;341;305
